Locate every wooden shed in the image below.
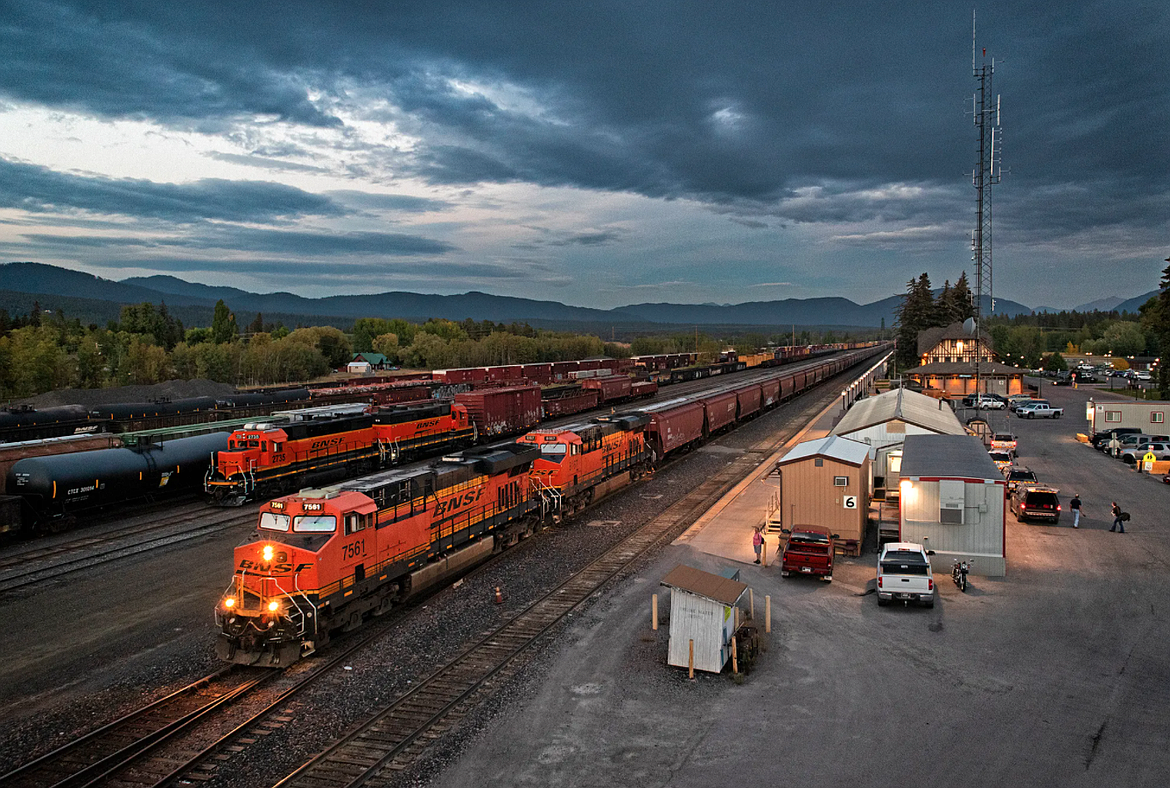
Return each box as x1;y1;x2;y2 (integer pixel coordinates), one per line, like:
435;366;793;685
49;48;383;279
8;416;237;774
660;565;747;674
770;435;871;554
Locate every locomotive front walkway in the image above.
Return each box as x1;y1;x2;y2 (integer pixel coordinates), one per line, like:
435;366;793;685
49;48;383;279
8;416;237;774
672;388;854;565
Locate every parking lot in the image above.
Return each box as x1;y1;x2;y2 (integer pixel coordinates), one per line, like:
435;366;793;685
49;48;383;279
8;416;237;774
436;380;1170;787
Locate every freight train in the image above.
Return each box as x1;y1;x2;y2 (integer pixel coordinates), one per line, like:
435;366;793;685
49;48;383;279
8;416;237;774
214;345;885;666
4;432;229;531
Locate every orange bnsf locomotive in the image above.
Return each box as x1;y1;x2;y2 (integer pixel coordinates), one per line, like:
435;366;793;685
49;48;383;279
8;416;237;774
520;414;653;521
215;443;542;666
204;401;475;505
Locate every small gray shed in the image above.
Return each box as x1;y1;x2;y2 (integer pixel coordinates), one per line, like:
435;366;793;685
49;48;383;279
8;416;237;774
660;565;747;674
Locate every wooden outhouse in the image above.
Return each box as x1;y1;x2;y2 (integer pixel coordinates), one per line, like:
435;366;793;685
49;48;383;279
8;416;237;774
770;435;871;553
660;565;747;674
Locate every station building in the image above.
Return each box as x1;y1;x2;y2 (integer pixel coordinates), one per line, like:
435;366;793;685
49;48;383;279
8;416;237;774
905;321;1025;398
898;434;1006;577
830;387;967;502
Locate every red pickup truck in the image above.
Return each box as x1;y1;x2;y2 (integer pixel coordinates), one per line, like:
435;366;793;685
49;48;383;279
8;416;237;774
779;525;836;582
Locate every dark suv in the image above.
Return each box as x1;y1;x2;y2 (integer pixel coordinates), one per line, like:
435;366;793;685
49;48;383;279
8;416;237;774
1092;428;1142;450
1010;486;1061;524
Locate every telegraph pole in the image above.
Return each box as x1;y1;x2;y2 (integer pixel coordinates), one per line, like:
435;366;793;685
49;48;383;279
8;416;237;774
970;11;1002;399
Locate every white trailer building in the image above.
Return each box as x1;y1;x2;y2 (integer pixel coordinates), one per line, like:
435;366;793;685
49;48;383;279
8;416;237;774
898;434;1006;577
1086;399;1170;435
831;387;966;500
660;564;747;674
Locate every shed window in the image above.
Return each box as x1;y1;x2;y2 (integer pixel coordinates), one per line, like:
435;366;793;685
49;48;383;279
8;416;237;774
833;476;849;487
938;479;965;525
814;458;824;467
887;452;902;474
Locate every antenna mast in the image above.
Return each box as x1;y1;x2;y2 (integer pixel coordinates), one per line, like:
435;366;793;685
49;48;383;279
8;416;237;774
970;10;1002;395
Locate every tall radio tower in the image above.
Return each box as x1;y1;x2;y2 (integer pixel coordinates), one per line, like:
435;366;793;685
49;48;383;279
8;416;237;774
970;11;1002;395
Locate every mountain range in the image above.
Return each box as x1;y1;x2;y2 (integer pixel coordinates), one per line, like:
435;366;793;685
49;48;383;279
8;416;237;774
0;262;1159;333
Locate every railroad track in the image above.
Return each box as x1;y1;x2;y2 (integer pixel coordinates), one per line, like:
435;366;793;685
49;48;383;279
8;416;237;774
0;668;272;788
0;508;257;594
271;381;838;788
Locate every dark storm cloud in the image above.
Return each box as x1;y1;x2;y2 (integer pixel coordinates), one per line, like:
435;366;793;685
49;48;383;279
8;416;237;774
325;191;453;213
20;227;455;256
0;1;1166;241
72;256;555;284
0;157;342;222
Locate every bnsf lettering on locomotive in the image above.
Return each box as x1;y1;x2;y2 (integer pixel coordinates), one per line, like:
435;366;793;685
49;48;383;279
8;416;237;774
433;487;484;517
311;436;346;450
238;559;313;573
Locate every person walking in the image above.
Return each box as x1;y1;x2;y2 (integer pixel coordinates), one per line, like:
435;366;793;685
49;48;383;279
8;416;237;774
1070;494;1082;528
752;527;764;564
1110;501;1126;533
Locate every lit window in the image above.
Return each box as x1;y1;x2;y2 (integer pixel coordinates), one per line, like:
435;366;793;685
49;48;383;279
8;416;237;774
293;515;336;533
259;512;289;531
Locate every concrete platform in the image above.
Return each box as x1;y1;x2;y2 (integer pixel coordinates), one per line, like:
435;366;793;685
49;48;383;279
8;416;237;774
436;379;1170;787
672;390;848;566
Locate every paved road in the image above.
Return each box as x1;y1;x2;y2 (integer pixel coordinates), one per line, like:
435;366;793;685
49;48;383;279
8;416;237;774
438;381;1170;787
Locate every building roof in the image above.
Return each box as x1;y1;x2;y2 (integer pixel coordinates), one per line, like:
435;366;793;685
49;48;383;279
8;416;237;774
906;361;1024;377
660;564;748;606
776;434;870;467
351;352;388;365
900;434;1002;480
832;387;965;438
916;321;994;357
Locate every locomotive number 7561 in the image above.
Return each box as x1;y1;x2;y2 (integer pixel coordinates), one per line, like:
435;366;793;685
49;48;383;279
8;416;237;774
342;541;366;560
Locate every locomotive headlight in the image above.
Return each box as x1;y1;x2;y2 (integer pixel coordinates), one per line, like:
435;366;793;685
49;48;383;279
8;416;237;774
267;600;280;612
223;597;236;608
263;545;274;561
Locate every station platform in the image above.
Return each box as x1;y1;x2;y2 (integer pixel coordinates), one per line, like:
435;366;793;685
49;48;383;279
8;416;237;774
672;392;853;565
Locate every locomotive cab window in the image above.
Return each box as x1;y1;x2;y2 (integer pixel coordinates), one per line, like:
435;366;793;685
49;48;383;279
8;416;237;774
260;512;289;531
293;514;336;533
344;513;371;535
272;442;281;452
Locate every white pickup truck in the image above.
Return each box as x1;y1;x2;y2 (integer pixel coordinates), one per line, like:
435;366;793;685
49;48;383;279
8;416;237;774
1017;403;1063;419
877;542;935;607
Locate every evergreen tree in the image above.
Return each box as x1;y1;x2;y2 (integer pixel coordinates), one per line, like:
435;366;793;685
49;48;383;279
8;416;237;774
951;271;976;322
894;273;936;370
211;300;239;344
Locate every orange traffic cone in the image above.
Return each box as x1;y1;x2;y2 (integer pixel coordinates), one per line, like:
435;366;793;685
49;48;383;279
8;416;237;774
494;586;504;604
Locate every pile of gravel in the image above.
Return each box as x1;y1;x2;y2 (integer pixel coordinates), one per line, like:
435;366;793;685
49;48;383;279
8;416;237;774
15;379;239;408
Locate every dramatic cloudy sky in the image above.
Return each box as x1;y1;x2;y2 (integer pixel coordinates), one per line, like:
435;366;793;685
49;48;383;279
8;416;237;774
0;1;1166;309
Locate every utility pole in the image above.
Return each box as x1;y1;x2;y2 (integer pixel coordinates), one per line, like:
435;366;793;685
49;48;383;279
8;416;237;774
970;11;1002;399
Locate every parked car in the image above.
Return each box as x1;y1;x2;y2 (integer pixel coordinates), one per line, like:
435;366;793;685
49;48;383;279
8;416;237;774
1116;433;1170;454
988;450;1013;473
1017;403;1064;419
1119;442;1170;465
1004;466;1038;494
876;542;935;607
1007;395;1036;411
1092;427;1143;450
1052;375;1073;387
1135;371;1152;381
977;395;1007;410
1010;485;1061;524
990;433;1017;455
779;525;836;582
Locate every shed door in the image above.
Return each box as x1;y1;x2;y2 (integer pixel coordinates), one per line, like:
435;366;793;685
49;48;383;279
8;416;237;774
939;479;965;524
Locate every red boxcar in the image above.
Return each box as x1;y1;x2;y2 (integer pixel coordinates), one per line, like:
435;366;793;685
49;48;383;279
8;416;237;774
455;385;543;437
540;386;600;417
578;360;601;372
735;384;762;419
434;368;487;385
701;390;738;433
581;375;632;403
631;380;658;399
644;401;705;458
521;363;553;384
550;362;578;381
761;379;781;407
485;365;524;383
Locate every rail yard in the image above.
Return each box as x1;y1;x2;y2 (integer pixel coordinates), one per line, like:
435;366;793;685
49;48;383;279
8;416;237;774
0;345;887;788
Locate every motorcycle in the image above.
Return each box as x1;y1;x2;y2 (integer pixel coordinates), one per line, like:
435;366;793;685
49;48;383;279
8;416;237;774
951;558;969;592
